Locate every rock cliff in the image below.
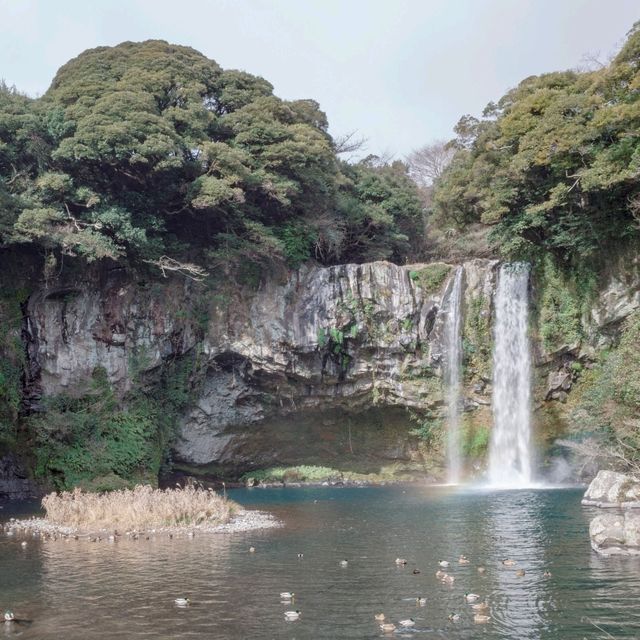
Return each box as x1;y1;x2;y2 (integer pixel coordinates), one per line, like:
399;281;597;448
23;260;497;478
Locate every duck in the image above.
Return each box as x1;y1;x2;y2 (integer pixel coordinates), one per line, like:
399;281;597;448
435;569;446;579
395;557;407;565
448;613;461;622
477;566;486;574
412;569;421;575
4;612;14;622
458;555;470;565
399;618;415;627
249;546;256;553
380;622;396;633
174;598;190;606
297;553;304;558
374;613;386;621
438;560;449;567
515;569;526;577
442;574;455;585
416;597;427;606
284;610;301;621
465;593;480;602
502;559;516;566
474;614;491;624
471;601;489;612
339;559;348;567
20;541;27;548
280;592;295;600
543;570;552;578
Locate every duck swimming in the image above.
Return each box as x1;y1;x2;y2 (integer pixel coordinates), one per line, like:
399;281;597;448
474;614;491;623
448;613;460;622
395;558;407;565
442;574;455;585
502;559;516;566
280;592;295;600
4;612;14;622
174;598;190;606
380;622;396;632
399;618;415;628
416;597;427;606
458;555;470;565
516;569;526;577
374;613;385;621
471;601;489;612
465;593;480;602
438;560;449;567
284;610;301;621
339;559;348;567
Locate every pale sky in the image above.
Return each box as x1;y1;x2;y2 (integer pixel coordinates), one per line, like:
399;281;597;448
0;0;637;158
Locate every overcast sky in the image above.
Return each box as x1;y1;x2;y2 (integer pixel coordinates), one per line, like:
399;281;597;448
1;0;637;158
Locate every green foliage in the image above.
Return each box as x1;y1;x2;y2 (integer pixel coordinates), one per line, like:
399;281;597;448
335;159;425;264
0;287;28;444
409;263;451;294
433;23;640;265
462;292;492;383
0;41;423;279
535;256;584;352
567;312;640;468
30;369;159;489
462;422;490;457
407;409;442;446
30;349;203;490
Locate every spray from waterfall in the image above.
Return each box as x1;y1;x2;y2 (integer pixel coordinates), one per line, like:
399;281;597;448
445;266;464;484
488;263;533;488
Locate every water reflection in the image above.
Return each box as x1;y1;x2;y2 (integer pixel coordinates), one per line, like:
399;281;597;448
2;487;640;639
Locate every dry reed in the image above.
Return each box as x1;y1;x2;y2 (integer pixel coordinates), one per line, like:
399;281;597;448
42;484;237;531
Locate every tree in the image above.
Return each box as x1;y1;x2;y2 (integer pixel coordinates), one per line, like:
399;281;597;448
406;140;456;188
432;23;640;266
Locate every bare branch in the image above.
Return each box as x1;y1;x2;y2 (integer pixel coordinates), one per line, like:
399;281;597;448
334;130;367;155
143;256;208;281
406;140;456;187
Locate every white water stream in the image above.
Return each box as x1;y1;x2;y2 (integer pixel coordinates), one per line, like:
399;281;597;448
488;263;533;487
445;266;464;484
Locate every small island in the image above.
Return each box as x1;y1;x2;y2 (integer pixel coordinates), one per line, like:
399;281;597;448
5;485;279;538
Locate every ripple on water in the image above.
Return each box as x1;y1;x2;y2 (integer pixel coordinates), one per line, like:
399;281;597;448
2;486;640;639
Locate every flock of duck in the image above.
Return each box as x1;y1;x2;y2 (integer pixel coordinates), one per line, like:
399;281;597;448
169;550;552;634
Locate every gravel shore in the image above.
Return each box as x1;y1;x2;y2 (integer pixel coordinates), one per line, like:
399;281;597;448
3;508;281;539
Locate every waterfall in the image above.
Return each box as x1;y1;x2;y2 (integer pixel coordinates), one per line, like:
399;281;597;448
488;263;533;487
445;266;464;484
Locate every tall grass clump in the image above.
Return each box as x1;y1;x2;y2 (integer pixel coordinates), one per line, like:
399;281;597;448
42;484;237;530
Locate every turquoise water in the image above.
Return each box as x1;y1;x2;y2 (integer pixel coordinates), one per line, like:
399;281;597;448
1;485;639;639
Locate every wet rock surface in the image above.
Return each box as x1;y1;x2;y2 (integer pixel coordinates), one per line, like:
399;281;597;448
25;260;498;473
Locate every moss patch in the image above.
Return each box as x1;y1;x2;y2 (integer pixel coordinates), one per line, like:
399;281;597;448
409;263;452;295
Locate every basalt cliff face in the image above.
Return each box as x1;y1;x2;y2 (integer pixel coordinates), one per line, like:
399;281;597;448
22;260;496;480
4;252;640;490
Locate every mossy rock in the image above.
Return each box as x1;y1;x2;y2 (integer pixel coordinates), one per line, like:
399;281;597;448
409;263;452;295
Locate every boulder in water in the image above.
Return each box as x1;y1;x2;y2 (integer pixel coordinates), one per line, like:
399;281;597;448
582;470;640;508
589;512;640;556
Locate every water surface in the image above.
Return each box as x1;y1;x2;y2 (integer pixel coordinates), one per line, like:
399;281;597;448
1;486;638;639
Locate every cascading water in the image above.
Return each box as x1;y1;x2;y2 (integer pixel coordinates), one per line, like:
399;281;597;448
445;266;464;484
488;262;533;487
